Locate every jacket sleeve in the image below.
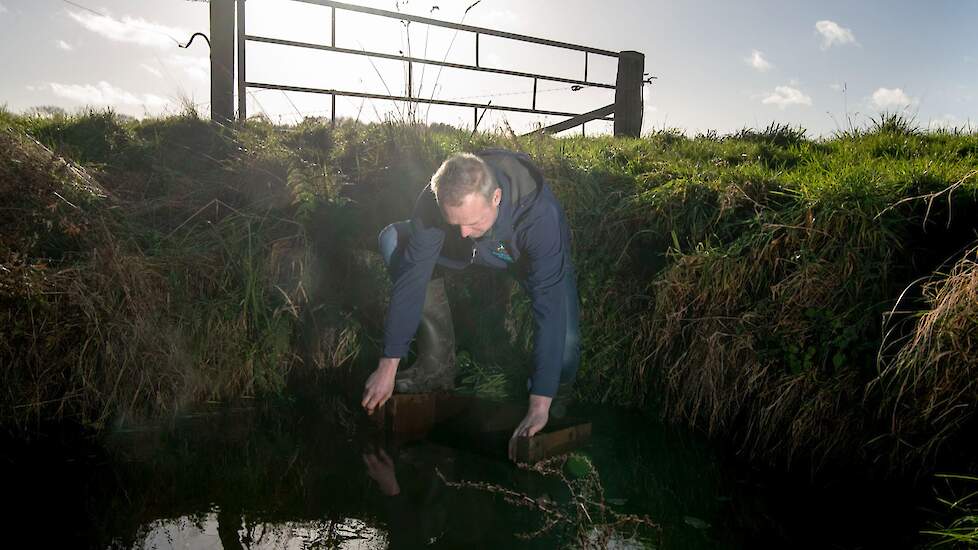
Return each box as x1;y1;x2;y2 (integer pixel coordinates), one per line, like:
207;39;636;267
382;215;445;359
518;201;571;398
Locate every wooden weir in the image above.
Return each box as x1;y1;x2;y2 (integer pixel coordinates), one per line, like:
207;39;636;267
373;393;592;465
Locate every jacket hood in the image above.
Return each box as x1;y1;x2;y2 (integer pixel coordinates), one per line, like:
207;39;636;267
477;149;544;209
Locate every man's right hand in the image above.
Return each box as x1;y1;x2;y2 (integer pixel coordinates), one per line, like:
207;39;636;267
362;357;400;415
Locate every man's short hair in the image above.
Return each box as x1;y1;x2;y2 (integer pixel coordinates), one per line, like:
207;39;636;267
430;153;497;207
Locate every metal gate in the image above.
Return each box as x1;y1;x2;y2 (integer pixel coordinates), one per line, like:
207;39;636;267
209;0;646;136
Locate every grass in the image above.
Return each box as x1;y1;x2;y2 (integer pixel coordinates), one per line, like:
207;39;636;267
872;244;978;466
0;109;335;430
2;107;978;479
924;474;978;547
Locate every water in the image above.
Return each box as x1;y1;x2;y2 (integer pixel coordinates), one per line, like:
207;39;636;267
1;396;926;549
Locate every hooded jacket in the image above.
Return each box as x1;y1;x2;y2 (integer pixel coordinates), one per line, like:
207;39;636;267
382;149;576;398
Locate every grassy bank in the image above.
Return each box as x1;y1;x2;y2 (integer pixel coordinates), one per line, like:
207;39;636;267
1;108;977;476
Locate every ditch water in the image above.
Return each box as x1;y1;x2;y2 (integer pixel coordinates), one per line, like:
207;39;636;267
1;394;927;549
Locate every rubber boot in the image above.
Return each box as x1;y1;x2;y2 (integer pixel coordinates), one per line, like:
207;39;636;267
395;277;456;393
549;379;576;420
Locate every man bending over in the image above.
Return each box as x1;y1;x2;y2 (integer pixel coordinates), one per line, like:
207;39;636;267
361;150;580;460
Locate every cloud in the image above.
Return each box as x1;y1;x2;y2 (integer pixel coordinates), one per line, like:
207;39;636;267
745;50;772;72
761;85;813;109
57;40;74;51
815;20;856;49
140;63;163;79
168;55;209;81
66;10;186;50
0;3;8;15
48;81;171;108
829;83;844;91
871;87;917;110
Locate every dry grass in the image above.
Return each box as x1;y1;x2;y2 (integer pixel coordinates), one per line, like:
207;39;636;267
873;246;978;465
0;116;324;431
644;208;892;464
3;107;978;477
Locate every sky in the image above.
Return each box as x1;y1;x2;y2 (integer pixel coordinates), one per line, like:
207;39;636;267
0;0;976;136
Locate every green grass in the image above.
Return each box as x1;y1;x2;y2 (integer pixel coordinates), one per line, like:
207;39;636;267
924;474;978;547
1;107;977;479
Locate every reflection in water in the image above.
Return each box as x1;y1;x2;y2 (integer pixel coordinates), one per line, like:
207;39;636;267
0;396;925;549
136;513;386;549
363;445;457;548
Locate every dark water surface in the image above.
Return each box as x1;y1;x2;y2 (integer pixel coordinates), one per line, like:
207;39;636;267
1;396;926;549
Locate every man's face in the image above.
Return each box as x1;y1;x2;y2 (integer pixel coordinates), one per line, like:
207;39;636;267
441;188;502;240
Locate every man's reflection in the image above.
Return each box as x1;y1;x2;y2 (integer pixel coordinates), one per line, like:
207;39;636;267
362;444;460;548
363;448;401;497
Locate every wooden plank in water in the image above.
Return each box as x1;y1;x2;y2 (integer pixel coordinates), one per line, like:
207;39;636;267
515;422;592;464
379;393;592;464
386;393;436;433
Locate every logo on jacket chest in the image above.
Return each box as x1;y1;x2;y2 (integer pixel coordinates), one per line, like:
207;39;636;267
490;240;514;263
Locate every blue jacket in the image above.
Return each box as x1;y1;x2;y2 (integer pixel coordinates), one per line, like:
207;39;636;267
382;149;577;397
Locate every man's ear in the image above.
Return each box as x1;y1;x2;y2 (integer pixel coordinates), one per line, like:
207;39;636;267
493;187;502;207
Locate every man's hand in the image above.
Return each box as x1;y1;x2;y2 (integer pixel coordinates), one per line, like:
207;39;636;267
362;357;400;415
508;394;552;462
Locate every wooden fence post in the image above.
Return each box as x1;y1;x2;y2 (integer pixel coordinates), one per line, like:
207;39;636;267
613;50;644;137
210;0;235;124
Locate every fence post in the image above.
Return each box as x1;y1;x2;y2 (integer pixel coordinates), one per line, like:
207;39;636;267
613;50;644;137
236;0;246;122
210;0;235;124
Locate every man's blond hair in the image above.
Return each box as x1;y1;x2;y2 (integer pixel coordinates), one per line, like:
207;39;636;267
430;153;497;207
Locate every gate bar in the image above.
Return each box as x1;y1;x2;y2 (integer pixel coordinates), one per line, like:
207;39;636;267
248;81;614;120
246;35;615;90
293;0;619;58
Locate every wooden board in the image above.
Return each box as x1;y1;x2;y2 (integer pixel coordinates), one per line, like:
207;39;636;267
515;422;592;464
375;393;591;464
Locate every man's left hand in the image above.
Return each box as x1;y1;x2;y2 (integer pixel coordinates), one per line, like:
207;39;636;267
508;394;552;462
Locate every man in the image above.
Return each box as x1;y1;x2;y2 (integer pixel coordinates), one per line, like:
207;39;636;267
361;149;580;460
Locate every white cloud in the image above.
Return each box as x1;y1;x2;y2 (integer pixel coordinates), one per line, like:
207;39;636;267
829;83;844;91
761;85;813;109
815;20;856;50
140;63;163;79
168;55;209;81
0;3;8;15
56;40;74;51
745;50;772;72
871;87;917;110
48;81;171;108
66;10;186;50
